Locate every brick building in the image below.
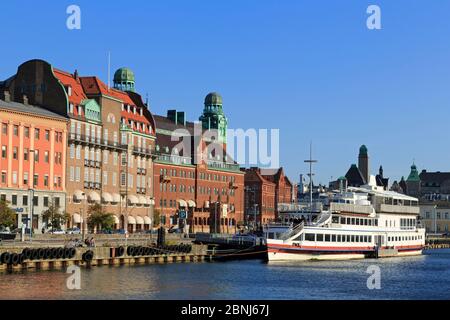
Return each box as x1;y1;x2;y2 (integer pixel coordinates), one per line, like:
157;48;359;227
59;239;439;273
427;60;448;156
3;60;156;233
0;92;67;232
153;93;245;234
244;168;276;225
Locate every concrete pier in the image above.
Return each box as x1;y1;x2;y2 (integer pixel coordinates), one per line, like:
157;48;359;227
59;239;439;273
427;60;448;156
0;244;208;273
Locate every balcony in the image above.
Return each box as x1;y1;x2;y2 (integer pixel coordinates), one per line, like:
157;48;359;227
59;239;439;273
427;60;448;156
84;159;102;168
133;146;153;157
137;168;147;175
376;203;420;215
137;187;147;194
206;160;240;172
83;181;102;190
69;133;126;151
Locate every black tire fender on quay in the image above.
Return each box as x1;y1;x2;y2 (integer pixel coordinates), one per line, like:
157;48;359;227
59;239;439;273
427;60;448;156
57;247;64;259
69;248;76;259
82;250;94;262
10;253;20;266
38;248;46;260
116;246;125;257
0;252;11;264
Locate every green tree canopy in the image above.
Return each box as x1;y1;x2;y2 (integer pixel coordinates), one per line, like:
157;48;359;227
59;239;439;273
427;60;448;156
87;203;114;231
0;200;16;229
153;208;161;227
42;201;69;230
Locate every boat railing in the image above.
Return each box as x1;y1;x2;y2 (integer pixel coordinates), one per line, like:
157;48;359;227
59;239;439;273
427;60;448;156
279;222;304;241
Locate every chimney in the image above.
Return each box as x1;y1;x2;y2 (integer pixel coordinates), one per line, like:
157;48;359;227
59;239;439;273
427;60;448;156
74;69;79;80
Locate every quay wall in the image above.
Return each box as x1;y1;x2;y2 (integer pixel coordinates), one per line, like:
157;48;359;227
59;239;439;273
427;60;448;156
0;244;209;273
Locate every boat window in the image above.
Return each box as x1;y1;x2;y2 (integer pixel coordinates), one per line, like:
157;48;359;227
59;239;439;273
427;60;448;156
355;236;359;242
364;219;368;226
317;234;324;242
332;235;336;242
351;218;355;225
346;235;350;242
356;219;360;225
340;217;346;224
305;233;315;241
351;235;355;242
337;235;342;242
368;236;372;243
325;234;331;242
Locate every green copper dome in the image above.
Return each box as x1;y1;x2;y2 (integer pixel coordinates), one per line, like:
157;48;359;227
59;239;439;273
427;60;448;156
205;92;223;106
359;145;368;156
114;68;135;83
407;163;420;182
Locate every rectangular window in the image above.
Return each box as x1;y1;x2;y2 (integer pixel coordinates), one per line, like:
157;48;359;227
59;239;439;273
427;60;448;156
12;172;17;184
1;172;6;184
325;234;331;242
23;195;28;206
316;234;324;242
13;125;18;136
12;195;17;206
34;150;39;162
75;167;81;182
24;127;29;138
13;147;18;160
33;196;38;206
24;148;29;161
35;128;40;139
103;172;108;186
43;196;49;207
33;174;38;187
54;197;60;207
305;234;315;241
44;151;49;163
23;172;29;185
2;146;7;158
112;172;117;187
45;130;50;141
70;167;74;182
121;173;126;186
44;175;49;187
2;123;7;135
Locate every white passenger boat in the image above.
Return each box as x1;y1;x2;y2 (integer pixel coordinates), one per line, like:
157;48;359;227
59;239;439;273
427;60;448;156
266;180;426;261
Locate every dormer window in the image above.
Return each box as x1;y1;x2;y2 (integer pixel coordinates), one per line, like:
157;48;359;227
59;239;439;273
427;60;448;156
127;105;130;113
140;108;143;116
133;107;136;114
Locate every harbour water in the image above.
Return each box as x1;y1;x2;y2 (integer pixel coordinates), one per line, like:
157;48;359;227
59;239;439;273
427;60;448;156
1;249;450;300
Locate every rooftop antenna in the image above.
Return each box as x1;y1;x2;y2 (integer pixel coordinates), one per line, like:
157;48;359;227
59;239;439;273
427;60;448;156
304;141;317;224
145;93;149;107
107;51;111;91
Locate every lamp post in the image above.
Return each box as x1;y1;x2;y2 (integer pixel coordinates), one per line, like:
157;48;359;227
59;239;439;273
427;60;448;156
29;149;36;241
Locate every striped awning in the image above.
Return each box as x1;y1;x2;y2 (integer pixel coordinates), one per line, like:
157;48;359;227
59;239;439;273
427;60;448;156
128;216;136;224
146;197;155;206
73;213;82;224
144;216;151;225
128;195;139;205
102;192;112;203
135;216;144;225
177;199;187;208
112;193;121;203
73;190;85;201
88;191;100;203
187;200;196;208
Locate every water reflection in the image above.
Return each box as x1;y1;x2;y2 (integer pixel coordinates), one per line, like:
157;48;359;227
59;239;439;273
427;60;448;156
0;250;449;300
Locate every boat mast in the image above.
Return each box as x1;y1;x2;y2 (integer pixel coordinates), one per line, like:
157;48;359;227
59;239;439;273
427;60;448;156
304;142;317;224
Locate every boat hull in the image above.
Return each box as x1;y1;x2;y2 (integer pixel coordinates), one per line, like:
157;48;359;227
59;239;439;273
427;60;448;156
267;251;365;261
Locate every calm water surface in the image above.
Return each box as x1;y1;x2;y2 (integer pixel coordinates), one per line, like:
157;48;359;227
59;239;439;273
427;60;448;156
1;249;449;300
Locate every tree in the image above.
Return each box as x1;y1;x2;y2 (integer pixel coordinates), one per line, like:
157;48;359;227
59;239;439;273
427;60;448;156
42;201;69;231
153;208;161;227
0;200;16;229
87;203;114;232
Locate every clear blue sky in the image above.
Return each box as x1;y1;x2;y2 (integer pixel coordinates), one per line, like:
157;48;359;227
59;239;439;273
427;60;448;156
1;0;450;185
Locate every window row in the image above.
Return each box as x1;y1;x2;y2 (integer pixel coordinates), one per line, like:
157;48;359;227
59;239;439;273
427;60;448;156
0;193;61;208
303;233;373;243
1;171;62;187
1;124;63;142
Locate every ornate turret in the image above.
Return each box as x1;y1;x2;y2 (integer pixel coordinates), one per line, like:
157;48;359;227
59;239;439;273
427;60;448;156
199;92;228;145
358;145;370;184
113;67;135;92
